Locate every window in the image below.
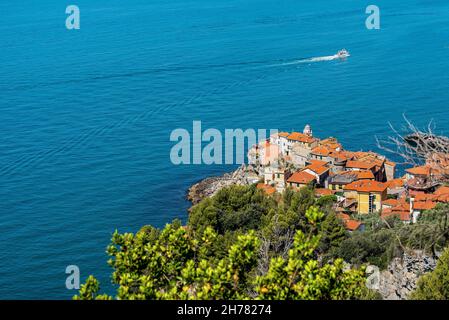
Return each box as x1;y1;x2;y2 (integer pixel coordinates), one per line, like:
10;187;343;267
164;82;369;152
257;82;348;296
369;194;376;213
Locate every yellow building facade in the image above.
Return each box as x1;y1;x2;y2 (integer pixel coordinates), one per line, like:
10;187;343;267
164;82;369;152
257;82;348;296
343;180;388;214
355;190;387;214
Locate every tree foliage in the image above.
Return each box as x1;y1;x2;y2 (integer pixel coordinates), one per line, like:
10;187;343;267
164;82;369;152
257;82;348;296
74;184;449;300
74;204;368;300
331;204;449;269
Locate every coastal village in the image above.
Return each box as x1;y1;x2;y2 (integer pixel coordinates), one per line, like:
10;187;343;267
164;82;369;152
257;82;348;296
241;125;449;232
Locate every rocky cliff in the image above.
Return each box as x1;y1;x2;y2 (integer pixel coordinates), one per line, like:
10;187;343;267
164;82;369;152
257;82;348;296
378;250;437;300
187;165;258;205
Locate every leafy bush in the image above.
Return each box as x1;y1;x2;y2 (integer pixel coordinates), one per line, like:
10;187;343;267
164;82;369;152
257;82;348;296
75;207;368;300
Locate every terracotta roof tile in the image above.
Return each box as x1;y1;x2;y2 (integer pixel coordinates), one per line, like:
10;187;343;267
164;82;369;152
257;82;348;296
406;166;431;176
344;180;387;193
382;199;399;207
304;163;330;175
309;159;329;166
287;171;316;184
435;186;449;195
356;170;375;180
381;210;410;222
392;201;410;212
437;194;449;203
386;178;405;189
414;193;437;202
256;183;276;195
311;146;332;157
413;201;437;211
346;160;376;170
287;132;316;143
345;219;363;231
315;188;334;196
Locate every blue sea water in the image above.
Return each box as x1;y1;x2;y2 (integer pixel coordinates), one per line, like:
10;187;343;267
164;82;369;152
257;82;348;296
1;0;449;299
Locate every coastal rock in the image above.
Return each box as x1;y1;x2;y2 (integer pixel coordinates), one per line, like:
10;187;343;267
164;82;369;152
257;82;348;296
378;250;437;300
187;165;259;205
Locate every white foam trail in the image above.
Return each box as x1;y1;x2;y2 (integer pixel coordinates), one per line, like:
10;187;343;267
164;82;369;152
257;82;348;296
306;55;339;62
271;54;340;67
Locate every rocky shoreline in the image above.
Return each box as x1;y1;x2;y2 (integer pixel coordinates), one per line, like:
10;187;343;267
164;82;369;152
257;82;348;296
187;165;259;205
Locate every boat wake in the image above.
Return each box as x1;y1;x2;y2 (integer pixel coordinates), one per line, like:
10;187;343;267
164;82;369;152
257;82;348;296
271;50;350;67
272;54;342;67
306;54;341;62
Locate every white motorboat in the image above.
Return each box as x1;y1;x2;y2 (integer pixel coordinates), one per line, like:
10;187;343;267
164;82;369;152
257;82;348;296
337;49;350;59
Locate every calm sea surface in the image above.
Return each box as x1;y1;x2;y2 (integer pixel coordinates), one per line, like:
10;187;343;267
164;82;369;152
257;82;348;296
1;0;449;299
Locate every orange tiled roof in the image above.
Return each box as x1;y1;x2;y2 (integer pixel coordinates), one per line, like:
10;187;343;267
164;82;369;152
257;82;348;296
315;188;334;196
381;209;410;222
309;159;329;166
346;160;376;170
352;152;386;168
311;146;332;157
330;150;354;160
386;178;405;189
344;180;387;193
256;183;276;195
340;151;356;158
319;137;335;143
278;132;290;137
332;170;374;180
345;219;363;231
411;186;449;204
413;201;437;211
287;171;316;184
414;193;437;202
406;166;431;176
409;190;425;197
353;151;381;159
352;151;370;158
287;132;316;143
382;198;399;207
435;186;449;195
393;200;410;212
356;170;375;180
319;138;342;150
436;193;449;203
304;163;330;175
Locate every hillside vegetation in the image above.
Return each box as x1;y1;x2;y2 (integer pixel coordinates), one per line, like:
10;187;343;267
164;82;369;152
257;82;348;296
75;185;449;300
